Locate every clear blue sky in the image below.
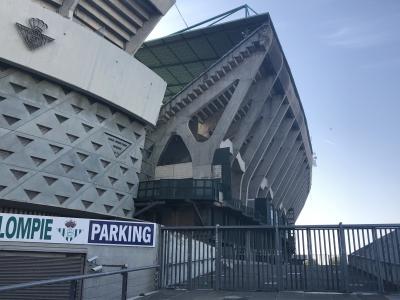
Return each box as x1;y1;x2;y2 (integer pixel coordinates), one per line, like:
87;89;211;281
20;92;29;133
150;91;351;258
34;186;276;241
149;0;400;225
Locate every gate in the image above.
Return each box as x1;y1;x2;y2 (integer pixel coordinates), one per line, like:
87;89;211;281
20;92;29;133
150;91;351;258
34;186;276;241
159;224;400;293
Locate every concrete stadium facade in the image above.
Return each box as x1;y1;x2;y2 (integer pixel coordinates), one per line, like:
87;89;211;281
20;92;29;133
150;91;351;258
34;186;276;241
0;2;314;298
0;0;173;298
135;14;313;226
0;0;173;219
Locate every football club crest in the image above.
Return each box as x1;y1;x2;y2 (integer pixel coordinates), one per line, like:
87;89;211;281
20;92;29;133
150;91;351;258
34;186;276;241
58;219;82;242
16;18;54;50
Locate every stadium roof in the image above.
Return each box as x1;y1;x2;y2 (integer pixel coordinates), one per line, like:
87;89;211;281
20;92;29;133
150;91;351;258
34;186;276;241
135;8;270;102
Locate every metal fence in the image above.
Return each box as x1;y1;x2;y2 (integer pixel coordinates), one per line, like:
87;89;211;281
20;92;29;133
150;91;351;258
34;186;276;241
160;224;400;293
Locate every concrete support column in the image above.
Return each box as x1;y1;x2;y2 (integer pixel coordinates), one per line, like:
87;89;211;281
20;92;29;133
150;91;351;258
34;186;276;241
275;159;307;208
240;99;289;201
279;164;308;206
259;131;300;198
267;138;301;190
241;95;285;163
290;182;307;213
247;116;295;200
229;76;274;157
273;156;306;208
206;52;271;156
271;148;304;205
282;170;308;209
292;183;310;218
285;169;310;209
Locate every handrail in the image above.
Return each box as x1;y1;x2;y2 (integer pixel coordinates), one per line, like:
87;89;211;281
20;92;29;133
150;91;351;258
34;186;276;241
0;264;159;293
161;224;400;230
138;178;221;201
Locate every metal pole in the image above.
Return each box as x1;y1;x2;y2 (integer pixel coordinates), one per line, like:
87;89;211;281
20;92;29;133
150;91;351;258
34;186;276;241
158;225;164;289
245;230;251;290
188;231;193;289
215;224;221;291
372;227;385;293
121;266;128;300
172;5;248;34
275;216;282;291
306;228;313;291
338;223;349;292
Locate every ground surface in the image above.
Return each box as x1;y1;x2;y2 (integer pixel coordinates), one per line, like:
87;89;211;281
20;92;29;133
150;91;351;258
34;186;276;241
132;289;400;300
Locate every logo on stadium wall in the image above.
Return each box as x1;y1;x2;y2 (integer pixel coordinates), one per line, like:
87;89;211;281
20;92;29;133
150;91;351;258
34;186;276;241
16;18;54;50
57;219;83;242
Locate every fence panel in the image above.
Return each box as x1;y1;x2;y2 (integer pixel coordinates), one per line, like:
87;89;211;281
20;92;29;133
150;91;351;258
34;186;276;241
161;228;216;289
160;225;400;293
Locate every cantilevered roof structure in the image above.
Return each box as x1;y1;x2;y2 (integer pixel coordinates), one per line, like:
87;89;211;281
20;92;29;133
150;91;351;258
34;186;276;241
136;6;313;226
136;7;270;101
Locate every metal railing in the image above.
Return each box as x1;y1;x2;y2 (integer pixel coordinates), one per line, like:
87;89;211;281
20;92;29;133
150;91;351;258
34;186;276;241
137;179;221;202
160;224;400;293
0;264;159;300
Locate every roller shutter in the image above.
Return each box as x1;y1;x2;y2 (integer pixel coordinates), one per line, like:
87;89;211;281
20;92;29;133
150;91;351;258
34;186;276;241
0;251;85;300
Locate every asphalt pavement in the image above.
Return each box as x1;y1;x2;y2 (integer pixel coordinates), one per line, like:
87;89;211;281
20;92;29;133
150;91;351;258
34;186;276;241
130;289;400;300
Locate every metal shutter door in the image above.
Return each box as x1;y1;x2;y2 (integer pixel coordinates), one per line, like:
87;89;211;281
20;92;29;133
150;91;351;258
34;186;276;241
0;251;85;300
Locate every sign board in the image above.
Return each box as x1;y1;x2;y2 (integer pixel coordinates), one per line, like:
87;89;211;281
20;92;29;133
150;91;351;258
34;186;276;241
0;213;156;247
105;133;132;158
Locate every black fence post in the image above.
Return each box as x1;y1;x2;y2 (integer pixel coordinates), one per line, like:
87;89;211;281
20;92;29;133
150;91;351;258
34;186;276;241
372;227;385;294
245;230;251;290
121;267;128;300
158;225;164;289
338;223;349;292
187;231;193;289
306;228;313;291
215;224;221;291
275;222;282;291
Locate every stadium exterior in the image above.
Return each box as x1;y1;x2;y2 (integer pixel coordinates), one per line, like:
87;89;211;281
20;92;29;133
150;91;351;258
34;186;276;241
0;1;312;298
135;12;313;226
1;3;399;298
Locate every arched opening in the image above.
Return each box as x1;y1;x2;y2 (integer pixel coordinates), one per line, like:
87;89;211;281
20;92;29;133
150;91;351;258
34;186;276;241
156;135;193;179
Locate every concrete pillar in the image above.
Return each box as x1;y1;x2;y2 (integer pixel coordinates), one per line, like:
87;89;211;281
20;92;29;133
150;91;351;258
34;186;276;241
256;128;296;199
275;159;307;208
259;130;300;197
281;169;308;209
267;138;301;190
285;168;310;209
205;52;271;157
290;182;307;214
292;183;310;219
230;76;274;158
240;99;289;201
273;155;306;208
292;181;309;214
271;148;304;204
247;116;295;200
242;95;285;163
